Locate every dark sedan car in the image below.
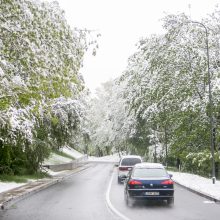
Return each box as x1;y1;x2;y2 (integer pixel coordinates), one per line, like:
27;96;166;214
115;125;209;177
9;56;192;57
124;162;174;206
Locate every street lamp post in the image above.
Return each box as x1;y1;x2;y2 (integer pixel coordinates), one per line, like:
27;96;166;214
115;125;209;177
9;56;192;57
170;19;216;183
185;20;216;184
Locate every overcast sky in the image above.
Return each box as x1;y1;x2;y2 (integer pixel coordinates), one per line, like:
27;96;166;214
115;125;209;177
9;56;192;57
48;0;219;93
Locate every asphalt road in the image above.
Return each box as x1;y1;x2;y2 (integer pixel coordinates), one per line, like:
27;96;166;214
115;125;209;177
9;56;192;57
1;163;220;220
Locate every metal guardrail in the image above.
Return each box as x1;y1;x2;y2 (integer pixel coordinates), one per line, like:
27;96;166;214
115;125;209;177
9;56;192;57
43;155;88;172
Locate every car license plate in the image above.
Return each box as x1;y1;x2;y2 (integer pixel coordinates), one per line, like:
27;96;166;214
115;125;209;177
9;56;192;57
145;192;159;196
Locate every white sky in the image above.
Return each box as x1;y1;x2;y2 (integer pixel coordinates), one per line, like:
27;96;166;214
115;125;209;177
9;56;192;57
49;0;219;93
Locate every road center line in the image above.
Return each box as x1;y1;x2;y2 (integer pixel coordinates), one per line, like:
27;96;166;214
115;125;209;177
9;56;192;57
106;169;131;220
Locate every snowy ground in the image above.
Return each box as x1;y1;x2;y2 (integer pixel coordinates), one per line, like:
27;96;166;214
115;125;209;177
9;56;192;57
88;154;120;162
43;146;84;165
169;171;220;201
0;182;26;193
61;146;83;159
1;152;220;201
43;153;73;165
0;146;83;193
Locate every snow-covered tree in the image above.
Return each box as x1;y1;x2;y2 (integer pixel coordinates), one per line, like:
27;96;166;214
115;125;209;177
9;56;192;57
118;10;220;174
0;0;88;174
86;77;148;157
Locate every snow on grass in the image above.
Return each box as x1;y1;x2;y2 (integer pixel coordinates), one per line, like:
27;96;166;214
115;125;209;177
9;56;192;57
88;154;120;163
169;171;220;200
43;152;73;165
1;146;84;193
43;146;84;165
0;182;26;193
61;146;83;159
0;147;82;193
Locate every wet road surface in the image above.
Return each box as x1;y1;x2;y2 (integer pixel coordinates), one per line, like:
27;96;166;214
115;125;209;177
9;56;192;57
1;163;220;220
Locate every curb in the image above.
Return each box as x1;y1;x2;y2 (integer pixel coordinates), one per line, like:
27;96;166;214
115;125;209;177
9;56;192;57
0;179;59;210
0;163;90;210
173;180;220;203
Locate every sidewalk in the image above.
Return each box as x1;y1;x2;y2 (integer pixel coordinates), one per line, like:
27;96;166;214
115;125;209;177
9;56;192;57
169;171;220;202
0;163;90;210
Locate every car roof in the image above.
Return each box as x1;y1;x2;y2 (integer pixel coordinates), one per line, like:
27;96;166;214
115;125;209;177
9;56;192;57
121;155;142;159
134;162;165;169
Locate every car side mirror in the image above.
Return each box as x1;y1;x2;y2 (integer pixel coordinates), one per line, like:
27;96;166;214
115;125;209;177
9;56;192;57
169;174;173;178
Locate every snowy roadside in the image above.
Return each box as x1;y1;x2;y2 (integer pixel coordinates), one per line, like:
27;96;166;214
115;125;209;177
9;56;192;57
0;182;26;194
169;171;220;201
43;146;84;165
1;152;220;202
0;168;79;194
61;146;83;159
0;146;84;194
0;152;119;193
88;154;120;163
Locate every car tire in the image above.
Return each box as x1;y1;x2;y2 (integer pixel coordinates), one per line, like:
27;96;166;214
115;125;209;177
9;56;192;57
167;198;174;206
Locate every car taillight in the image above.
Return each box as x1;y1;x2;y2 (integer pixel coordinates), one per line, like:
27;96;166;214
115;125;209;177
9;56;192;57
161;179;174;185
128;180;142;185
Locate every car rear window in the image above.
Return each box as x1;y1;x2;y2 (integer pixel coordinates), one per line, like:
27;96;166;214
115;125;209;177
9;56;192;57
121;158;141;166
132;168;167;178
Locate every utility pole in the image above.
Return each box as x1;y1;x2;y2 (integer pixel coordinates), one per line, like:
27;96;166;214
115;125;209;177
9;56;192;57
185;20;215;183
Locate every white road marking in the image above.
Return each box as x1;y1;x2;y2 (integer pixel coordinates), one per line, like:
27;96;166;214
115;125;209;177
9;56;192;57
106;169;131;220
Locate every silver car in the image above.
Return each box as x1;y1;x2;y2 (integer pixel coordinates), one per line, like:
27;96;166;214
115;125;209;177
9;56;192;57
117;155;142;183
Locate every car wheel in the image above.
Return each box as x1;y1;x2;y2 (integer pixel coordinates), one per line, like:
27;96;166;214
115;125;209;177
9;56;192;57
167;198;174;206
